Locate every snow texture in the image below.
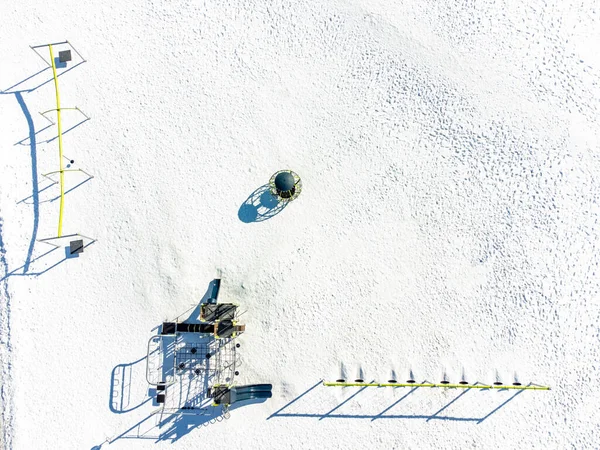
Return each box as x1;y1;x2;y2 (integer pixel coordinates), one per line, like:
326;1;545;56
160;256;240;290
0;0;599;449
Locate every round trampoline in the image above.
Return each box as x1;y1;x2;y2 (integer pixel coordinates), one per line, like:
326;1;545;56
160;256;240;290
269;170;302;202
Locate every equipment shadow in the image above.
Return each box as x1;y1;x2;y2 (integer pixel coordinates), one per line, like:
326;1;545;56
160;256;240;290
238;184;287;223
17;174;94;206
1;61;85;94
14;116;90;147
102;395;266;447
268;380;524;423
14;92;39;273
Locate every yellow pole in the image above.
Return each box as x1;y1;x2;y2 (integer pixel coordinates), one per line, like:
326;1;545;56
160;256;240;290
323;382;550;390
48;44;65;237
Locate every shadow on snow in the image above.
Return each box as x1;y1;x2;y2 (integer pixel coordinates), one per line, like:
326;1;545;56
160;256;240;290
238;184;287;223
267;380;525;423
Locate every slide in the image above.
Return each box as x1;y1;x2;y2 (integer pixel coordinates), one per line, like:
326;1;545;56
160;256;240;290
236;384;273;394
233;390;273;403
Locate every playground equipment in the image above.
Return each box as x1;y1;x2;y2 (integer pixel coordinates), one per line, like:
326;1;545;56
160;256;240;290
210;384;273;407
326;367;550;391
201;303;238;322
269;170;302;202
324;381;550;390
30;40;95;252
161;320;245;339
145;278;270;416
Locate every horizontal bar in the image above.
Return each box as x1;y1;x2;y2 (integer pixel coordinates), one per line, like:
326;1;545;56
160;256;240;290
41;107;81;115
41;107;90;124
38;233;97;248
38;233;82;242
323;382;550;391
31;41;68;49
42;169;89;176
1;66;50;92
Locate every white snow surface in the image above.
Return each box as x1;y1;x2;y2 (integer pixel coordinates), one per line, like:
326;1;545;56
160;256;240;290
1;0;600;448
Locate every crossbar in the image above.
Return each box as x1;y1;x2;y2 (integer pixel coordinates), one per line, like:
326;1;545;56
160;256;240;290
48;44;66;237
323;382;550;390
31;41;69;49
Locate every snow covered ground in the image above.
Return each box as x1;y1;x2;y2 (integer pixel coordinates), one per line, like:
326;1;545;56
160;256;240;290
1;0;599;448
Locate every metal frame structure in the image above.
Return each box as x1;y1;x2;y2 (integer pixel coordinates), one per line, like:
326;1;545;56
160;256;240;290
30;41;87;67
269;170;303;202
39;105;91;146
146;299;244;416
37;233;96;249
41;167;94;188
324;380;550;391
30;40;94;244
146;335;241;415
146;334;240;388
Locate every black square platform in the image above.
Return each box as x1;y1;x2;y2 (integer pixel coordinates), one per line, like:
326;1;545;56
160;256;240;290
59;50;72;63
69;240;84;255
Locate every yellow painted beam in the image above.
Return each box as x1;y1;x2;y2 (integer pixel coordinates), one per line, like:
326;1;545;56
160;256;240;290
323;382;550;390
48;44;65;237
41;107;80;116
